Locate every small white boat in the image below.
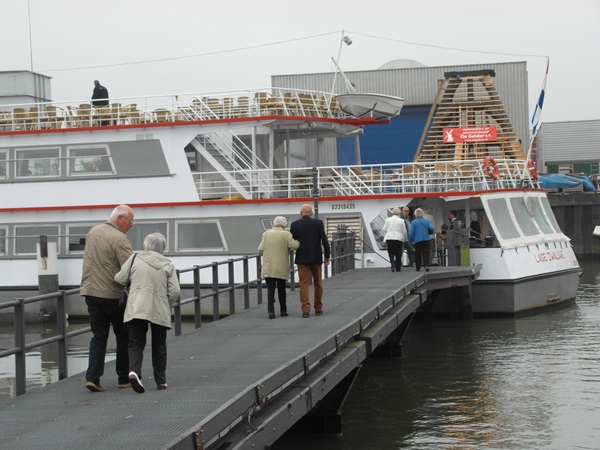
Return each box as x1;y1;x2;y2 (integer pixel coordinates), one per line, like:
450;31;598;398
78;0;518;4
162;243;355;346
336;93;404;120
594;226;600;238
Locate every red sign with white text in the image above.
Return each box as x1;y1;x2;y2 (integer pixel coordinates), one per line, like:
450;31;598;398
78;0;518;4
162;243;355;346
442;126;497;143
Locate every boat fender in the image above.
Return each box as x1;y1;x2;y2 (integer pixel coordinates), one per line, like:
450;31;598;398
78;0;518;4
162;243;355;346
484;156;499;180
527;159;539;180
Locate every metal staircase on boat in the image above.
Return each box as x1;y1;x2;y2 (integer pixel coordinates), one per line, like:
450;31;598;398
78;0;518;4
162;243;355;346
191;129;270;200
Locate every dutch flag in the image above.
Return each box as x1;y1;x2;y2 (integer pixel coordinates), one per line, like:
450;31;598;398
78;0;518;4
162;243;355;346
531;59;549;137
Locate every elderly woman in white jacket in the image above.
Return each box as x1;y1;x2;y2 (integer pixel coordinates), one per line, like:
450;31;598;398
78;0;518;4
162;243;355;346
383;207;408;272
258;216;300;319
115;232;180;394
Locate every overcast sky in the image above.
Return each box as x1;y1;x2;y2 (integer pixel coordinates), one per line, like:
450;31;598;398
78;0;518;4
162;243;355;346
2;0;599;124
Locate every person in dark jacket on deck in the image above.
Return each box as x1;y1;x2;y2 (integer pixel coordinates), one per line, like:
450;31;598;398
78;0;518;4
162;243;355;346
290;204;330;318
91;80;109;107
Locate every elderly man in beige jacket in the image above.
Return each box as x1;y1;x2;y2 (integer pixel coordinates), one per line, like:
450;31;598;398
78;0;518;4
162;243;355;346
81;204;134;392
258;216;300;319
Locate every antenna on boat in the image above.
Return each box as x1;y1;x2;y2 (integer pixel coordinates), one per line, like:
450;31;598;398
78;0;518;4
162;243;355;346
27;0;34;71
329;31;354;104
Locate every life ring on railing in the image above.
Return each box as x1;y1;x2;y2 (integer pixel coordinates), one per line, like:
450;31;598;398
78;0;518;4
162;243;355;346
484;156;500;180
527;158;539;180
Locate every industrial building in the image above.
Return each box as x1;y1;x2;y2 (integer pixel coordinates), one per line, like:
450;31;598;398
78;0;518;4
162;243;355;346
273;60;530;165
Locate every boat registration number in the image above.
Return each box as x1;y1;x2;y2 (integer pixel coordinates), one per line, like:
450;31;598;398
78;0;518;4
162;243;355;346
331;203;356;210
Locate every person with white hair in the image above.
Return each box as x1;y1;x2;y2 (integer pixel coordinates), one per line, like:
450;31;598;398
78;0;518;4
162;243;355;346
81;204;134;392
115;232;180;393
258;216;300;319
383;207;408;272
408;208;435;272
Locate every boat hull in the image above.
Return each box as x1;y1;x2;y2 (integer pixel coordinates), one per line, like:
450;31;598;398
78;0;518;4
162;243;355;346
471;268;581;316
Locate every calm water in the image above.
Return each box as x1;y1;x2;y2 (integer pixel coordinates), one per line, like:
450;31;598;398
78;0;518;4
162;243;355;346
2;260;600;449
276;259;600;450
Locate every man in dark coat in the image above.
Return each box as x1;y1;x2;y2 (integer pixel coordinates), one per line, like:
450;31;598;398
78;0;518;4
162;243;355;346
290;204;331;318
91;80;109;107
449;209;460;230
401;206;415;267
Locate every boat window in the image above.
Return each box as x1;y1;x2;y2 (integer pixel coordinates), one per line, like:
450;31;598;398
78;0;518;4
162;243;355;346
176;220;226;252
66;224;94;253
528;197;555;234
14;225;59;255
15;147;60;178
487;198;520;240
0;150;7;179
185;145;198;172
67;145;115;176
539;196;562;233
127;222;169;252
0;227;7;255
510;197;540;236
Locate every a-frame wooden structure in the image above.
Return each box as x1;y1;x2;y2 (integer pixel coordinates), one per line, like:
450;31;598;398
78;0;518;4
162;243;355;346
414;70;525;162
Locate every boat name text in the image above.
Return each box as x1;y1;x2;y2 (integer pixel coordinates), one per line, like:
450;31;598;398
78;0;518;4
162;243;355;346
534;250;565;263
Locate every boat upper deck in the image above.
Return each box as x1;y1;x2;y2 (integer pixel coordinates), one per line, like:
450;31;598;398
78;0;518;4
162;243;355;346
0;88;355;133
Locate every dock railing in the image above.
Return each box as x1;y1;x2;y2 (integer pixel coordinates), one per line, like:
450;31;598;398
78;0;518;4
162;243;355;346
0;235;355;397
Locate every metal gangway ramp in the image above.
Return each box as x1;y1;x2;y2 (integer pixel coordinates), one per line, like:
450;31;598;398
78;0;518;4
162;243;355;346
0;267;478;450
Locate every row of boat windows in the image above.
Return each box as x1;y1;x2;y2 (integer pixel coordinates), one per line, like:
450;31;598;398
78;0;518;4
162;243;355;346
0;145;113;178
490;196;561;239
0;221;228;256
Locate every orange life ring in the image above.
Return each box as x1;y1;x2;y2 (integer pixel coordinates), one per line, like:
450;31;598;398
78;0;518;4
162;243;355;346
527;158;539;180
484;156;499;180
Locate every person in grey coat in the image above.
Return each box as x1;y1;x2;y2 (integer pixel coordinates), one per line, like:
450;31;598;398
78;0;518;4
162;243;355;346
115;232;180;393
258;216;300;319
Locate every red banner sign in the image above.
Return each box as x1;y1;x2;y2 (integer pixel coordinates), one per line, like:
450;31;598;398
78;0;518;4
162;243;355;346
442;126;497;143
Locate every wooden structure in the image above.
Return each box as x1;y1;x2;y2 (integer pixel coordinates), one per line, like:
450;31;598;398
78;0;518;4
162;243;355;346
415;70;525;162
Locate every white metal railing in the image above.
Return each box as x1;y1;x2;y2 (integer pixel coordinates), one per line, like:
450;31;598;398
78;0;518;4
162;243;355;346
0;88;346;133
191;160;540;200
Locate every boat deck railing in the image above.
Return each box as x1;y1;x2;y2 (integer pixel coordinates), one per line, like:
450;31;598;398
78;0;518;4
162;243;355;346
192;159;540;200
0;88;346;133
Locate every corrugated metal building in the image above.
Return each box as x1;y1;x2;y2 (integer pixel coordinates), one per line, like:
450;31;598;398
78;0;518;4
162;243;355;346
537;119;600;176
272;61;530;166
0;71;52;110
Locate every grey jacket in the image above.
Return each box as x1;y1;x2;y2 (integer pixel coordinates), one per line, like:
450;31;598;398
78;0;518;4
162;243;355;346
81;221;132;299
115;251;181;329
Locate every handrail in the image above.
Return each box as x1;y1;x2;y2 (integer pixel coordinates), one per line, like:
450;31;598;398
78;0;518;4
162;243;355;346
191;159;540;201
0;235;355;398
0;88;345;133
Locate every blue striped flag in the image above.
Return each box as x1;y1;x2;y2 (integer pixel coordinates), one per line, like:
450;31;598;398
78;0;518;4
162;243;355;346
531;59;549;136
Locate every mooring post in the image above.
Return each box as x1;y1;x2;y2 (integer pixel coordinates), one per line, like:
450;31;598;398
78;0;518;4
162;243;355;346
37;235;59;320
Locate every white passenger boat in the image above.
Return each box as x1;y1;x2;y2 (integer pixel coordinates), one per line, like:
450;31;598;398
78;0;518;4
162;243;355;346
0;81;581;316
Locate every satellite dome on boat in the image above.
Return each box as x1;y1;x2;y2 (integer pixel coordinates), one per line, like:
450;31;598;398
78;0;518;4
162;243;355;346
378;59;426;70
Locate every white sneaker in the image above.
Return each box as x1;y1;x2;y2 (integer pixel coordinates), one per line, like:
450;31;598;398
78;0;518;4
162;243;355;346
128;371;145;394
